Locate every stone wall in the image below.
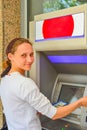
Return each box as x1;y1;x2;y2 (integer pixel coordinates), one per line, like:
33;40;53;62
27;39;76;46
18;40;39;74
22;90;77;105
0;0;3;128
3;0;21;58
0;0;3;76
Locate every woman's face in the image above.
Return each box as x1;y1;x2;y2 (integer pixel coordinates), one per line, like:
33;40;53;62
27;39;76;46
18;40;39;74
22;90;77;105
8;42;34;73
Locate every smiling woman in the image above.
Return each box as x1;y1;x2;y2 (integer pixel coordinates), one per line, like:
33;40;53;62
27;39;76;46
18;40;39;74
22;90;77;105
1;38;34;77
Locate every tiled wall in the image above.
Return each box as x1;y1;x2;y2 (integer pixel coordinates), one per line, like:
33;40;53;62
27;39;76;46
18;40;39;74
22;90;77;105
0;0;21;128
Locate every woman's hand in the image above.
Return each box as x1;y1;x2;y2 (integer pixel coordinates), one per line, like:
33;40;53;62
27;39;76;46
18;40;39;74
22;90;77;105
78;96;87;107
52;96;87;120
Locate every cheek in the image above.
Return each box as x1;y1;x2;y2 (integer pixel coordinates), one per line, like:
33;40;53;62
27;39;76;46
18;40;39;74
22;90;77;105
13;57;24;65
32;57;34;62
32;57;35;64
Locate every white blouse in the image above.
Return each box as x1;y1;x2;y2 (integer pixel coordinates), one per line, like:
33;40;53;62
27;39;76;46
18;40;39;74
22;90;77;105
0;72;56;130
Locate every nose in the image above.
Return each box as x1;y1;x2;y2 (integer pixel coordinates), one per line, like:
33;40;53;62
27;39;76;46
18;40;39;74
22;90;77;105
27;55;34;63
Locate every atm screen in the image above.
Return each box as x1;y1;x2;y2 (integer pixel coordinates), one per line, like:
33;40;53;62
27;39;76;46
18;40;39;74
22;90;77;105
58;83;85;105
51;74;87;125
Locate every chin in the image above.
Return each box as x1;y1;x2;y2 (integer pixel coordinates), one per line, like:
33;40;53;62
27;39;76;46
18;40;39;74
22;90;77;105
25;67;31;71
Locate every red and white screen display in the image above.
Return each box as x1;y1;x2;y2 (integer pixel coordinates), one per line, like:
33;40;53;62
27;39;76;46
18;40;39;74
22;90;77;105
35;13;84;41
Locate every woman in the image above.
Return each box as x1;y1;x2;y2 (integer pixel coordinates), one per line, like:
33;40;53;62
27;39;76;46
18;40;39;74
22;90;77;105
0;38;87;130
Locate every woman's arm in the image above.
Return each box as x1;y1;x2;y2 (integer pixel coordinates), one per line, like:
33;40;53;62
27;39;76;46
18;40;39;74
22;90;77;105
52;96;87;120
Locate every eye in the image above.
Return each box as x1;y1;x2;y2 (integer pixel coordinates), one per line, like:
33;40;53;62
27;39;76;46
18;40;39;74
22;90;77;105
21;53;27;57
30;52;34;57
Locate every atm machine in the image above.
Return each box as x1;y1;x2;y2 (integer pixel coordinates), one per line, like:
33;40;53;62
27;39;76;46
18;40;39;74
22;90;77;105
29;4;87;130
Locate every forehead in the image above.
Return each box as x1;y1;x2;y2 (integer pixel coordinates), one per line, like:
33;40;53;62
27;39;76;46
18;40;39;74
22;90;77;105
16;43;33;53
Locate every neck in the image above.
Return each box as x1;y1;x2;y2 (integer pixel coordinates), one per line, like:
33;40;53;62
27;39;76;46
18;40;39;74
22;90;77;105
8;68;25;76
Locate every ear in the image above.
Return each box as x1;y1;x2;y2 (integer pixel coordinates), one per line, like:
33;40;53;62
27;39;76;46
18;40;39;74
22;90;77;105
7;53;13;61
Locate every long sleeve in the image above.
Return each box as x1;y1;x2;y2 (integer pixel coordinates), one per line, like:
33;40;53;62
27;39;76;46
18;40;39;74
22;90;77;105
19;78;57;118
